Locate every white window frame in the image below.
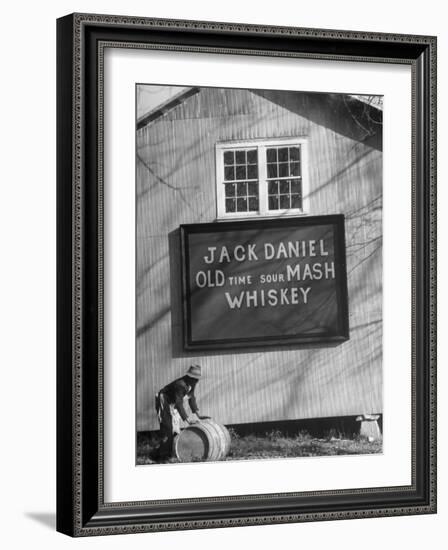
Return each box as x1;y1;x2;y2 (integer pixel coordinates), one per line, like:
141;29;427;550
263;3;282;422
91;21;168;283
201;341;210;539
215;137;309;220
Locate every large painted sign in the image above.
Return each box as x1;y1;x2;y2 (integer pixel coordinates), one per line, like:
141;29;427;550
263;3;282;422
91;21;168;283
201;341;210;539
180;215;349;350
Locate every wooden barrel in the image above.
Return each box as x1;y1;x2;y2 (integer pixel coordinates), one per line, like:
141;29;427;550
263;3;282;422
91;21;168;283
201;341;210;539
202;418;231;457
174;419;231;462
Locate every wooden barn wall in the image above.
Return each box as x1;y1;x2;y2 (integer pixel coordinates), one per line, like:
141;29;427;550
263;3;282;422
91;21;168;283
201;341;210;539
136;88;382;431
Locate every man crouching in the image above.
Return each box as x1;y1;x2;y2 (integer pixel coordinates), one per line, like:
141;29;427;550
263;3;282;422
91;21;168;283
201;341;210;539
154;364;206;460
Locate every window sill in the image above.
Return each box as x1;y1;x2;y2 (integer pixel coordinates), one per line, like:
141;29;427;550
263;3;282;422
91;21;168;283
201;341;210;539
215;210;309;221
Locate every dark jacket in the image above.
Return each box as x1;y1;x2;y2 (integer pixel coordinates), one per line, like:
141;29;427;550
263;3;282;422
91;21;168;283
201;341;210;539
159;376;199;421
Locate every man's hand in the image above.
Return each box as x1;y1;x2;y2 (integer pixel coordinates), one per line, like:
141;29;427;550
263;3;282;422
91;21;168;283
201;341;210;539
187;415;199;425
194;411;210;421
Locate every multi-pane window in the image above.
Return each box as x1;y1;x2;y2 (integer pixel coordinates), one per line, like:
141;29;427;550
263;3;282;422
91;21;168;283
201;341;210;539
266;146;302;211
216;139;307;218
223;148;259;213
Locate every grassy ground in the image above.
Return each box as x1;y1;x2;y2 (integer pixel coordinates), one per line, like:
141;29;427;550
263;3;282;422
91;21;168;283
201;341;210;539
137;429;382;465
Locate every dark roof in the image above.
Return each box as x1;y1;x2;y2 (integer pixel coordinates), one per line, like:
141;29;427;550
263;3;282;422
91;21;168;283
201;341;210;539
136;87;382;151
136;87;199;130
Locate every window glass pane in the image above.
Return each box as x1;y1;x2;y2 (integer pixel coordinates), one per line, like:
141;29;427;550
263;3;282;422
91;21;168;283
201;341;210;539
236;182;247;196
236;197;248;211
280;195;290;209
278;147;288;162
225;182;236;197
290;162;300;177
289;146;300;161
266;148;277;163
225;198;236;213
247;149;257;164
224;166;235;181
223;150;234;165
279;180;290;194
279;163;289;178
290;180;301;194
291;194;302;209
267;163;277;178
268;180;279;194
247;164;258;179
248;197;259;211
248;182;258;195
235;150;246;164
235;165;246;180
268;196;279;210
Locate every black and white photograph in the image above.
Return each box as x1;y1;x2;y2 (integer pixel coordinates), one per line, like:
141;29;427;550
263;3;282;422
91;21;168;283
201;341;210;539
136;84;383;464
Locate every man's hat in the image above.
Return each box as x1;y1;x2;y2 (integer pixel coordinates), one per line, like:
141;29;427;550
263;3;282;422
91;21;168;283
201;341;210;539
186;364;202;379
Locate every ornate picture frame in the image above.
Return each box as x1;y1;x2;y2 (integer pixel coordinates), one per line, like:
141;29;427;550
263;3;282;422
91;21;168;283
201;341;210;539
56;13;436;536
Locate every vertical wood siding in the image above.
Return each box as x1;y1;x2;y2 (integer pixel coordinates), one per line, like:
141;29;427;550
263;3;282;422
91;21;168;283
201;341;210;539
136;88;382;431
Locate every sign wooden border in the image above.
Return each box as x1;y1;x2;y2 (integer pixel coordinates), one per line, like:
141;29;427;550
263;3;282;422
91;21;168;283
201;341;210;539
180;215;349;351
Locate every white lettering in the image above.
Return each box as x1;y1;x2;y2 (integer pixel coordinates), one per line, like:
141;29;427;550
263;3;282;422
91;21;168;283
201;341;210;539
288;241;300;257
203;247;216;264
280;288;289;304
248;244;258;261
300;287;311;303
276;242;288;259
246;291;258;307
195;271;207;288
264;243;275;259
325;262;335;279
219;246;231;263
312;263;323;280
267;289;278;306
290;287;299;304
225;292;245;309
234;245;245;262
302;264;313;280
215;270;225;287
287;264;300;281
320;239;329;256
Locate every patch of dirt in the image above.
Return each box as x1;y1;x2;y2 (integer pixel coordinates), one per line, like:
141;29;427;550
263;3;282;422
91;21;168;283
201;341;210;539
136;430;382;465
